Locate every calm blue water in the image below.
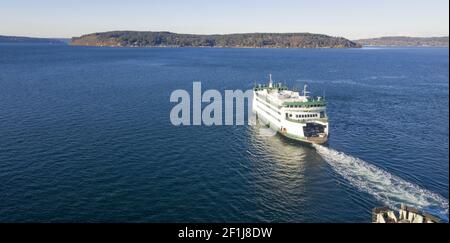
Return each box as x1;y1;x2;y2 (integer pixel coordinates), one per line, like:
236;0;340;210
0;44;448;222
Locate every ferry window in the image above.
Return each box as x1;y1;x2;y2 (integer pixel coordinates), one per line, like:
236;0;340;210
289;114;292;117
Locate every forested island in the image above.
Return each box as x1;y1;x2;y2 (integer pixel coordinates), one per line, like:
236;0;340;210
70;31;361;48
355;36;449;47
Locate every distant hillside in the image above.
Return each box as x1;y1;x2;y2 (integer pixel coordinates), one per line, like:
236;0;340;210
355;36;449;47
71;31;361;48
0;35;69;44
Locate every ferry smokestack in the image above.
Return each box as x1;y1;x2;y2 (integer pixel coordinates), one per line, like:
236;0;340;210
269;74;273;88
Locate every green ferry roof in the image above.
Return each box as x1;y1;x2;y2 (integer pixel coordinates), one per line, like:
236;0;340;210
254;82;326;107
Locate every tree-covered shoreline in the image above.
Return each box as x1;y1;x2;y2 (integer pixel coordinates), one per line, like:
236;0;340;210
71;31;362;48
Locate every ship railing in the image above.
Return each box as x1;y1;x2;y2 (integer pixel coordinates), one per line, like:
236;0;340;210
286;117;328;124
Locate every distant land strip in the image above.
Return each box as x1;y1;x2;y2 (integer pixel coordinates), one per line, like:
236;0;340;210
2;33;448;48
0;35;69;44
70;31;362;48
354;36;449;47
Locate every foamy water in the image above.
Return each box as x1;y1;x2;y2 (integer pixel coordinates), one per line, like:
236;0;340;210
314;145;449;221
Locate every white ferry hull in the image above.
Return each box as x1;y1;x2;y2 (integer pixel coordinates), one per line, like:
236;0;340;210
252;83;329;145
253;110;328;145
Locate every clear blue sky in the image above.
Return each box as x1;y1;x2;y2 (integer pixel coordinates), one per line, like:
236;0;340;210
1;0;448;39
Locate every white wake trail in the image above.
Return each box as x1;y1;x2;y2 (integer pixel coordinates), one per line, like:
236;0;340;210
314;145;449;220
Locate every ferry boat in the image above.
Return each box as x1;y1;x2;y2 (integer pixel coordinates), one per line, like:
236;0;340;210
372;204;441;223
252;75;329;144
